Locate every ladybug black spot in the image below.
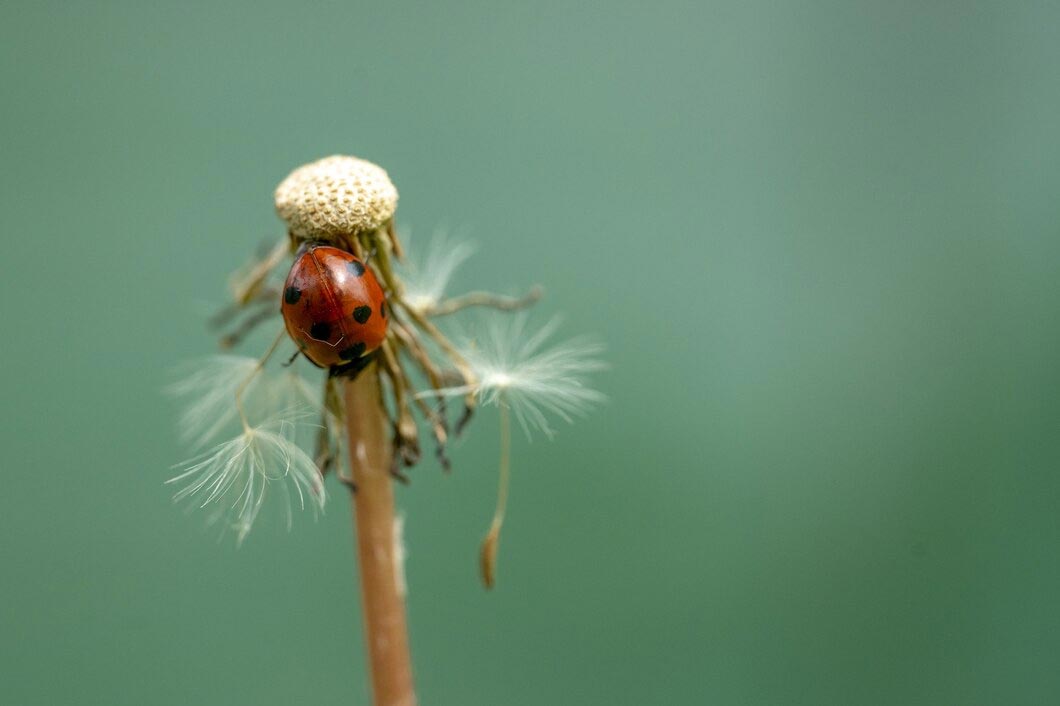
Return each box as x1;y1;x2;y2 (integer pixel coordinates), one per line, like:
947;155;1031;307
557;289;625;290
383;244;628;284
353;305;372;324
310;322;332;340
380;301;386;318
347;260;366;277
339;342;367;360
284;286;301;304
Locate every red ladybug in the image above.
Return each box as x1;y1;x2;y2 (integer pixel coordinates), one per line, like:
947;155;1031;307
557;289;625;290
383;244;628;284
280;243;388;369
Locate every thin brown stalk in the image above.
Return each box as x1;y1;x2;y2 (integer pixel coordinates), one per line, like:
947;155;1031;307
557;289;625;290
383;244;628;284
429;285;543;318
343;364;417;706
231;237;290;305
397;301;479;415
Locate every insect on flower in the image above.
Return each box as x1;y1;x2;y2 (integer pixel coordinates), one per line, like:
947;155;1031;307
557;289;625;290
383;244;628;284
169;154;601;588
281;243;389;372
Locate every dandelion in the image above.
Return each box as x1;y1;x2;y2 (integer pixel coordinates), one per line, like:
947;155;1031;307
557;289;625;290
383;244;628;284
172;154;601;703
422;314;604;586
167;419;324;544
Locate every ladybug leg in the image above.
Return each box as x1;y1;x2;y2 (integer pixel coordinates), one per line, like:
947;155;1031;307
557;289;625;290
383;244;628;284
281;350;301;367
329;355;374;379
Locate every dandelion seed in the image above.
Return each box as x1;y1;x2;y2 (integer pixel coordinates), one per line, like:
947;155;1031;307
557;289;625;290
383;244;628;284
168;352;328;446
167;355;262;448
417;314;605;588
265;367;325;419
398;230;476;314
168;420;325;544
430;313;606;438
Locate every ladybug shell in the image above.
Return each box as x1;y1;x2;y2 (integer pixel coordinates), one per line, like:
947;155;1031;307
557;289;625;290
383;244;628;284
280;244;388;368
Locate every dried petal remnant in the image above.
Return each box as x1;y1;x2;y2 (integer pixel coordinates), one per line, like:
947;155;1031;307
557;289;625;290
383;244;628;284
274;155;399;241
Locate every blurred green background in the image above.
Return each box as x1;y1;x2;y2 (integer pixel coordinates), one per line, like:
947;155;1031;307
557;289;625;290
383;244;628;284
2;1;1059;704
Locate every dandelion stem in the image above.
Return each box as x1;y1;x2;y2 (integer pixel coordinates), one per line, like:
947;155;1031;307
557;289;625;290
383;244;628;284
343;363;416;706
480;399;511;589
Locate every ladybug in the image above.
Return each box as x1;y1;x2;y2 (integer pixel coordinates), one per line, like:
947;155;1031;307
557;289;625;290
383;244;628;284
280;243;388;371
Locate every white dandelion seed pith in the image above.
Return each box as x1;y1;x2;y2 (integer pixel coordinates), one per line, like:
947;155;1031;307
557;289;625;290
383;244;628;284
168;420;325;544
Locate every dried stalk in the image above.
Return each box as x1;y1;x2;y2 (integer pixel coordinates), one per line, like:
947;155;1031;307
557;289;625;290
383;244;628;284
343;363;416;706
429;285;543;318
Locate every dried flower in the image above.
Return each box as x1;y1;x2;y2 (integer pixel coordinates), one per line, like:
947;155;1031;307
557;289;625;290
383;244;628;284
274;155;398;241
174;153;600;592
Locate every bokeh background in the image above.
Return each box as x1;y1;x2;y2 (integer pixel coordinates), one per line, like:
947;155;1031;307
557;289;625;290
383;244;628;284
2;2;1059;704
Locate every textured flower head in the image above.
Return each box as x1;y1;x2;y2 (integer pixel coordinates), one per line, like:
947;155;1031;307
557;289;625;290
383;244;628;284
274;155;398;241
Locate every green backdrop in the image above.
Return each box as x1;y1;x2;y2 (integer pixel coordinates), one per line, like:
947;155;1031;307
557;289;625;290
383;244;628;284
2;2;1059;704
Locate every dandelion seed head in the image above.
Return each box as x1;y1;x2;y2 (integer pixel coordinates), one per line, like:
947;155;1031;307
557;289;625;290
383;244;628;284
168;420;325;544
275;155;398;241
